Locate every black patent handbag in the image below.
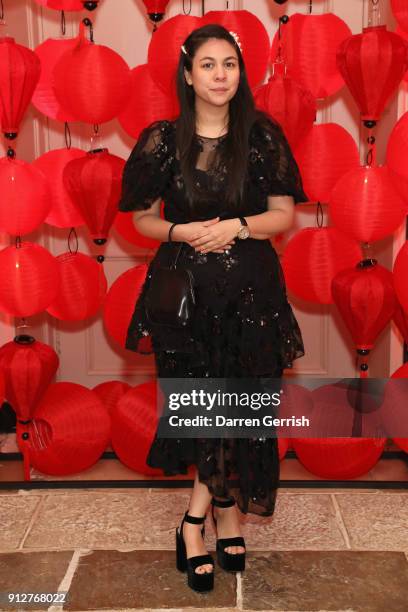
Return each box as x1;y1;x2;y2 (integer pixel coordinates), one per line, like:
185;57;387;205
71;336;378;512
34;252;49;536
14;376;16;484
145;228;196;328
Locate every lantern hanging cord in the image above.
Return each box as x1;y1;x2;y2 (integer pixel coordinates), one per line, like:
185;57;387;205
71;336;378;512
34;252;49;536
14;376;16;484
60;10;66;35
366;131;375;166
316;201;324;228
68;227;79;255
183;0;192;15
0;0;4;20
82;17;94;42
93;123;99;135
15;235;22;249
309;0;313;14
64;122;71;149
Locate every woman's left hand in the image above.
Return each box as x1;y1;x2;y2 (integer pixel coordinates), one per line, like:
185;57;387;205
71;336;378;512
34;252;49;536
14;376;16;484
189;219;241;253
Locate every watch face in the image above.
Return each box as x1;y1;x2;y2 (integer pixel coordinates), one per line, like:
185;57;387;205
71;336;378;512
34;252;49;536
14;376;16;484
238;226;250;239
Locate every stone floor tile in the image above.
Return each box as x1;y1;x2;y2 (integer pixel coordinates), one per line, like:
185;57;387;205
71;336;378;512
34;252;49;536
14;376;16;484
65;550;236;610
241;550;408;611
0;495;42;549
336;493;408;551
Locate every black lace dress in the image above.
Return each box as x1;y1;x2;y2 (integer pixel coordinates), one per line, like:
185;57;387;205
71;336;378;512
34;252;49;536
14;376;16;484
118;115;308;516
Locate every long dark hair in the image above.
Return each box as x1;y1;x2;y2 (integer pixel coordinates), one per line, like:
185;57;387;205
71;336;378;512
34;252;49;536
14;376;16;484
175;24;259;212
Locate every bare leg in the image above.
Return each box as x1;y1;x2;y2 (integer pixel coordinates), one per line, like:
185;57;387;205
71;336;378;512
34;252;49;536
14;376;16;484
182;469;213;574
212;496;246;555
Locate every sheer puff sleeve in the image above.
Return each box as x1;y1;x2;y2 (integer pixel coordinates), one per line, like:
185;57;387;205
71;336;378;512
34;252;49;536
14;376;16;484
118;119;174;212
251;112;309;205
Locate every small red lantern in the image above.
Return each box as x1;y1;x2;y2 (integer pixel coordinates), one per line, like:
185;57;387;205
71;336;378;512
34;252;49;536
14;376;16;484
331;259;397;351
111;381;166;476
114;207;161;250
281;227;362;304
25;382;110;477
148;14;201;96
329;165;407;243
34;1;101;10
393;242;408;315
46;252;107;321
33;38;88;122
102;264;150;351
0;157;51;236
33;148;86;229
52;22;132;124
118;65;179;140
142;0;170;23
336;25;408;126
294;123;360;204
0;242;60;317
63;148;125;244
201;10;270;89
253;64;316;149
391;0;408;35
0;37;41;139
270;13;352;99
393;301;408;344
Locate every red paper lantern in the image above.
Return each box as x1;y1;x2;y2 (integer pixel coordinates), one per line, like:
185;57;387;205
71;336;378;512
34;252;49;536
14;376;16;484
386;110;408;204
380;368;408;453
114;202;162;250
282;227;362;304
0;37;41;139
331;259;397;351
0;242;60;317
253;64;316;149
52;22;132;124
33;38;87;122
270;13;352;99
111;381;166;476
294;123;360;204
201;10;270;89
0;336;59;421
34;1;101;10
148;14;202;96
63;148;125;243
24;382;110;477
391;0;408;35
393;242;408;314
102;264;151;351
336;25;408;124
118;65;179;140
0;157;51;236
393;301;408;344
93;381;132;418
142;0;170;22
329;165;407;243
46;252;108;321
33;148;86;228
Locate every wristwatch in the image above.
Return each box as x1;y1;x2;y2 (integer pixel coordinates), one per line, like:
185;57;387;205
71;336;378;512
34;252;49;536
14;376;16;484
236;216;250;239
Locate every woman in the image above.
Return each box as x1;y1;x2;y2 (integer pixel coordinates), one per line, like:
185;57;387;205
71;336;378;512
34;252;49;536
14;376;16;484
118;24;308;592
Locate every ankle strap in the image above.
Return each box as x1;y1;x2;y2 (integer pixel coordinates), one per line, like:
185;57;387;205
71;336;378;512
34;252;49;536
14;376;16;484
211;496;235;508
184;511;206;524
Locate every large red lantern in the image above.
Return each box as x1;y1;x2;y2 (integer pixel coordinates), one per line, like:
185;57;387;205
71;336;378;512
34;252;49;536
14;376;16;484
281;227;362;304
393;242;408;314
46;252;107;321
52;22;132;124
201;10;270;89
33;38;87;122
93;381;132;417
24;382;110;478
380;367;408;453
114;207;161;250
391;0;408;35
294;123;360;204
329;165;407;243
34;1;101;10
0;37;41;139
336;26;408;125
33;148;86;229
270;13;352;99
0;157;51;236
111;381;167;476
118;65;179;140
63;148;125;244
0;242;60;317
331;259;397;351
147;14;202;96
393;301;408;345
386;110;408;204
102;264;150;351
142;0;170;23
253;64;316;149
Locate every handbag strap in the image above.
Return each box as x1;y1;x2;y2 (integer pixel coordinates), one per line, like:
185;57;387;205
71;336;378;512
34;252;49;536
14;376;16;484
168;222;184;270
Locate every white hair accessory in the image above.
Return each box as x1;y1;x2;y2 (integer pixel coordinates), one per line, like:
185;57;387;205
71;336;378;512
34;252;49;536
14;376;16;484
181;44;188;55
229;30;242;52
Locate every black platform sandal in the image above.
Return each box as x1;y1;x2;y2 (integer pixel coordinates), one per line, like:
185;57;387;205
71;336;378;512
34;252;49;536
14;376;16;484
175;511;214;592
211;496;246;572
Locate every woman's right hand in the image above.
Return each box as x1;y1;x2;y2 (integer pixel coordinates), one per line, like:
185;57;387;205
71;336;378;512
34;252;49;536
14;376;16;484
173;217;235;253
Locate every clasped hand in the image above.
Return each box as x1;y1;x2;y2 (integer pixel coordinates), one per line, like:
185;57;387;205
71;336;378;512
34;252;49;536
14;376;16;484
180;217;239;254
